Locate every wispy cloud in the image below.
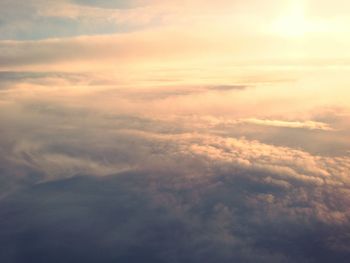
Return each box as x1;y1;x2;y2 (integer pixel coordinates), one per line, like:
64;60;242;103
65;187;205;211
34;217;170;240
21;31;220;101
241;118;335;131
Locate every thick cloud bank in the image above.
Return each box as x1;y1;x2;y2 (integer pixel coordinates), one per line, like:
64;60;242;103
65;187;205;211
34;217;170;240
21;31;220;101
0;96;349;262
0;168;349;263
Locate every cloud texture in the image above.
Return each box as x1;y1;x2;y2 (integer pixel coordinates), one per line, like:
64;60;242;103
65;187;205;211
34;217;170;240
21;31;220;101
0;86;350;262
1;0;350;262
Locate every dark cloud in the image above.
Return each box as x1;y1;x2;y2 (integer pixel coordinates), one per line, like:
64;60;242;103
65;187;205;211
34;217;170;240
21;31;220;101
0;71;48;81
0;71;74;88
0;71;123;90
0;169;349;263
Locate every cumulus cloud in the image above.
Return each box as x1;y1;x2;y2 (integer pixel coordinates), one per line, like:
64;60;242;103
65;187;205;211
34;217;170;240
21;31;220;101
0;135;349;262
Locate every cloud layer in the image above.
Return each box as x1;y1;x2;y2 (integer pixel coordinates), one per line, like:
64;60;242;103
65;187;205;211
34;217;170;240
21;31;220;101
1;0;350;262
1;83;350;261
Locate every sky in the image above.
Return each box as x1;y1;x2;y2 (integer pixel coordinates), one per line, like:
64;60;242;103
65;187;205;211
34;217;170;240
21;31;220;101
0;0;350;262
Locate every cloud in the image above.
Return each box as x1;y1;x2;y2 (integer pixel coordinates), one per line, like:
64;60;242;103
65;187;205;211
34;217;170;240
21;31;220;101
71;0;150;9
0;71;94;90
0;80;350;262
113;85;248;100
0;31;218;69
0;0;168;40
240;118;335;131
208;85;247;91
1;97;348;189
0;161;349;262
0;1;350;261
1;89;348;188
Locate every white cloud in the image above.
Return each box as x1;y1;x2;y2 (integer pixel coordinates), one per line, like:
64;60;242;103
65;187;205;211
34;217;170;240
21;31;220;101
241;118;335;131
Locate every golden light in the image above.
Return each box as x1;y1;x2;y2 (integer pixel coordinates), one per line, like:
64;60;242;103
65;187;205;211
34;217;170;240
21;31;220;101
269;1;320;38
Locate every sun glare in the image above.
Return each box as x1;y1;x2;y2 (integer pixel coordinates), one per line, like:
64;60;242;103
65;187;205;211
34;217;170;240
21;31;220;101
270;1;314;38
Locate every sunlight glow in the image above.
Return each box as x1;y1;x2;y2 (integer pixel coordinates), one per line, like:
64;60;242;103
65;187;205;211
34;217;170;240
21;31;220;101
269;1;319;37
